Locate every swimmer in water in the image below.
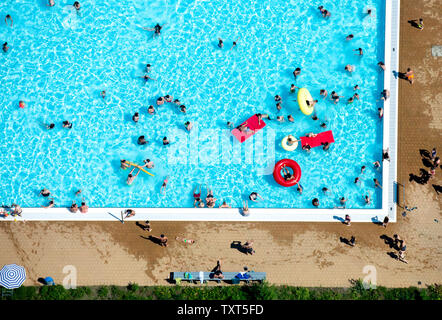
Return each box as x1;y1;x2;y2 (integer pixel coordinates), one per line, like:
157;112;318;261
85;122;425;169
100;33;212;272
276;116;284;123
173;99;180;106
39;188;51;197
230;38;239;50
347;97;354;104
162;137;170;145
2;42;9;53
184;121;193;131
120;159;130;169
227;121;234;128
142;159;154;169
160;176;169;194
62;120;73;129
19;101;25;109
367;9;372;16
242;200;249;216
73;1;80;10
330;91;343;104
346;34;354;41
296;183;303;195
147;105;155;114
322;142;330;151
287;115;294;122
127;168;141;185
164;95;173;103
48;0;55;7
46;123;55;130
140;74;156;82
378;61;386;70
293;67;301;79
354;48;363;56
361;165;366;174
274;95;282;102
132;112;139;123
290;84;299;93
218;38;224;48
101;90;106;99
146;63;151;73
42;198;56;209
345;65;355;73
353;93;359;100
320;89;328;99
378;107;384;119
306;99;318;108
276;102;282;111
5;15;13;27
137;135;148;145
156;96;165;105
143;23;165;37
354;85;360;90
180;105;186;113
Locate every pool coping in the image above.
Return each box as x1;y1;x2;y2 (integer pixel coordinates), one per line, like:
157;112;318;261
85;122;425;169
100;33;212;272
1;0;400;223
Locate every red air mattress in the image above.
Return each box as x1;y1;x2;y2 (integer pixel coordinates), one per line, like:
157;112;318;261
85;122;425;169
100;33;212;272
273;159;301;187
231;115;266;143
300;130;334;148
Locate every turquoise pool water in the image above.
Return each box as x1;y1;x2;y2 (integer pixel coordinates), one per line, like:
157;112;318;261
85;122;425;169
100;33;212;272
0;0;385;209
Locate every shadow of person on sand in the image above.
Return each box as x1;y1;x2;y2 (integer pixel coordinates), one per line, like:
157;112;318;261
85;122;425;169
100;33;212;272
141;235;162;246
422;158;434;168
339;237;353;247
432;184;442;195
419;149;431;158
380;234;395;249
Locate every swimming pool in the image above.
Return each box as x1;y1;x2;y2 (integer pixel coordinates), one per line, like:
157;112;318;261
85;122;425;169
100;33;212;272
0;0;387;210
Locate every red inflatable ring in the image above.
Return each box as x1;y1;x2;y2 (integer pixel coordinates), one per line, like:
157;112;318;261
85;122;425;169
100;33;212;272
273;159;301;187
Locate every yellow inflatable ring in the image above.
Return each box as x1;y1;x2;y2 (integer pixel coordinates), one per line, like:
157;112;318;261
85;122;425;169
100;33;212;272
281;135;298;151
297;88;314;116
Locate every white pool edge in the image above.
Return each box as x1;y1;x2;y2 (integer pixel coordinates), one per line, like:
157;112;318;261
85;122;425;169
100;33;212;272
2;1;400;223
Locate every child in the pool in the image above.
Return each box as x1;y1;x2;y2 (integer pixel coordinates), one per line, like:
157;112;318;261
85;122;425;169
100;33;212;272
160;176;169;194
127;168;141;185
320;89;328;98
132;112;139;123
217;38;224;48
63;120;73;129
156;97;165;105
148;105;155;114
346;34;354;41
2;42;9;53
180;105;186;113
354;48;363;56
73;1;80;10
5;14;13;27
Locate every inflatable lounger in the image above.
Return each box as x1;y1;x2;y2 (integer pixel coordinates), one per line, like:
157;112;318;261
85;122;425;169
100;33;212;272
231;115;266;143
300;130;334;148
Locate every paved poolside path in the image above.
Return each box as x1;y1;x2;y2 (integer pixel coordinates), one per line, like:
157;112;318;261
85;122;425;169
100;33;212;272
0;0;440;288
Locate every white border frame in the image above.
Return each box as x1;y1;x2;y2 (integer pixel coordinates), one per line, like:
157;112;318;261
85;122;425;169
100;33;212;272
2;1;400;223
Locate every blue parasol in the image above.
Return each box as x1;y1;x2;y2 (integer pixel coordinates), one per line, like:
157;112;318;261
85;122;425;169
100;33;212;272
0;264;26;289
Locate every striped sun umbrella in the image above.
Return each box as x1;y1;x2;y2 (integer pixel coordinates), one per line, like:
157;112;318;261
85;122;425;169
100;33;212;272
0;264;26;289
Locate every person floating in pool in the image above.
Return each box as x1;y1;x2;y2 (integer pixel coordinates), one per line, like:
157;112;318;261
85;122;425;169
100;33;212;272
347;97;354;104
322;187;329;194
354;85;360;91
46;123;55;130
147;105;155;114
127;168;141;185
361;166;366;174
373;160;381;170
354;48;363;56
19;101;25;109
302;144;311;152
63;120;73;129
287;135;299;146
379;89;390;101
306;132;317;138
364;194;371;205
374;178;382;189
249;192;263;202
318;6;330;18
164;95;173;103
143;23;165;37
120;159;130;169
378;107;384;119
330;91;343;104
217;38;224;48
142;159;154;169
296;183;303;195
47;0;55;7
184;121;193;131
322;142;330;151
276;115;284;123
345;64;355;73
340;197;347;207
73;1;81;11
354;177;361;185
146;63;151;73
306;99;318;108
173;99;180;106
230;38;239;50
346;34;354;41
293;67;301;79
140;74;156;82
311;113;318;121
367;9;372;16
2;42;9;53
160;176;169;194
320;89;328;99
378;61;386;71
162;137;170;145
42;198;56;209
137;135;148;145
276;102;282;112
353;93;360;100
101;90;106;99
287;115;294;122
312;198;319;207
156;96;165;105
5;14;13;27
227;121;234;128
132;112;139;123
180;105;186;113
281;166;295;182
39;188;51;197
290;84;299;93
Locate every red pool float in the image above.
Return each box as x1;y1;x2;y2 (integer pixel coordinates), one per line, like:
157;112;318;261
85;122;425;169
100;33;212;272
273;159;301;187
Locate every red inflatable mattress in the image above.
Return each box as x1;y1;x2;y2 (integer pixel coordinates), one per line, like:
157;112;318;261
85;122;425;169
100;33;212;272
231;115;266;143
300;130;334;148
